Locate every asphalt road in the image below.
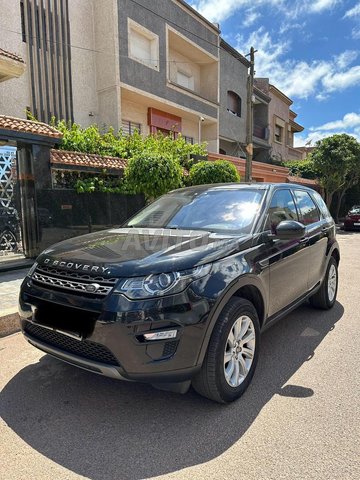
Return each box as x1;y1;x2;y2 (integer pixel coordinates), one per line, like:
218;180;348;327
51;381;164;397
1;231;359;480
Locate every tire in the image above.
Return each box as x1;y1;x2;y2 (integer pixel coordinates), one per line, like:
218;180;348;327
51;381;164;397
192;297;260;403
0;229;17;252
309;256;338;310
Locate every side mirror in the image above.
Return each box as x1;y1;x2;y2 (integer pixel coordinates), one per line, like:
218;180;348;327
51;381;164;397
274;220;306;240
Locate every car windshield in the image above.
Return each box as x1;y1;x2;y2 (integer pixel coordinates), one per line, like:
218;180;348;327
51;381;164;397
126;188;264;234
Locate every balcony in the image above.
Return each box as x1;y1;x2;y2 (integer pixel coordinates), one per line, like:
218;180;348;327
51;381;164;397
288;146;304;161
0;48;25;83
167;27;219;105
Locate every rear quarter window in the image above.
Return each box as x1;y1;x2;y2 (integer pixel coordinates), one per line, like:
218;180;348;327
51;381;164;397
312;192;332;219
293;190;321;225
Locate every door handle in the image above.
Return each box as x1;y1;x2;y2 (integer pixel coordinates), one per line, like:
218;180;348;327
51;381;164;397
299;237;308;244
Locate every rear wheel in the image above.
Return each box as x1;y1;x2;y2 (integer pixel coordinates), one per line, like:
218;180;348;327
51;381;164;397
0;229;17;252
309;256;338;310
192;297;260;403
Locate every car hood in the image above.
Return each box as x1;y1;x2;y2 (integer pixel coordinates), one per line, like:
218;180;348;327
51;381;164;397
37;227;253;277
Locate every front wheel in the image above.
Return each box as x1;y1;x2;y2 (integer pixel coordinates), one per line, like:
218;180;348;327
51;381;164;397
309;256;338;310
192;297;260;403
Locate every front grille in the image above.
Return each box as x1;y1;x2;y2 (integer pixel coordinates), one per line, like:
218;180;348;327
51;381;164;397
32;265;118;297
25;323;120;366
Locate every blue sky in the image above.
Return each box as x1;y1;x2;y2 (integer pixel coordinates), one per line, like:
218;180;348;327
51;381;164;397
191;0;360;146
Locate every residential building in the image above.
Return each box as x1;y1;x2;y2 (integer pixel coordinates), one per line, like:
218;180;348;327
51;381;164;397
0;0;220;152
218;39;249;158
254;78;304;163
296;146;316;159
252;84;271;163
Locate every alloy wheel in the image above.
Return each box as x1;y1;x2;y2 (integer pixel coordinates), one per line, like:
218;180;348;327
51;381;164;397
224;315;256;387
327;264;337;302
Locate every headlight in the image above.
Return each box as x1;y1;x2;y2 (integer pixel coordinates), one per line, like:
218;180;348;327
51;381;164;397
115;264;211;299
27;262;38;277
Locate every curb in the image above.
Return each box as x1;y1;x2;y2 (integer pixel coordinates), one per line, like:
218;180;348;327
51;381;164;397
0;308;20;338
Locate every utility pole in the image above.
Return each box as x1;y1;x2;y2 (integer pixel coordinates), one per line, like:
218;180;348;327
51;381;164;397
245;47;255;182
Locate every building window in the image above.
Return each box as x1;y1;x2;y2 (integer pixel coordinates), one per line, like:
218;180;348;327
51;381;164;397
128;19;159;70
176;71;195;91
20;1;26;42
287;129;293;147
274;125;283;143
227;91;241;117
183;136;194;144
122;120;142;135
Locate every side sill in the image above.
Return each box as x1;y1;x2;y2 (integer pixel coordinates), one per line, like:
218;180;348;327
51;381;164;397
262;283;321;332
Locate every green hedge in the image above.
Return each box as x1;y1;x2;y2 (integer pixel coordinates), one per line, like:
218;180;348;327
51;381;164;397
125;152;183;199
188;160;240;185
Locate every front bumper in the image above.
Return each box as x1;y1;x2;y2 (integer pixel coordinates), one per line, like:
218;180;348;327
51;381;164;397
19;276;215;383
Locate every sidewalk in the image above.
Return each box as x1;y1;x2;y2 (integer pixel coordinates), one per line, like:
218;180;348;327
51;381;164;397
0;268;28;337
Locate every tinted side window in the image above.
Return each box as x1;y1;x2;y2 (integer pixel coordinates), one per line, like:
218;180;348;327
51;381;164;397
312;191;332;219
294;190;320;225
266;189;298;231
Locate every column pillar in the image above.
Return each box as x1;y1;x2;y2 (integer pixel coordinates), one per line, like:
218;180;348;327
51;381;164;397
16;143;40;258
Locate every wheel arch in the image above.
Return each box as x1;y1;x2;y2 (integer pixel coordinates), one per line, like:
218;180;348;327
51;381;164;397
331;247;340;265
197;276;267;366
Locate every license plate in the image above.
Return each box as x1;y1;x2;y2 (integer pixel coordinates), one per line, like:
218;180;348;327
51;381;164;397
354;223;360;226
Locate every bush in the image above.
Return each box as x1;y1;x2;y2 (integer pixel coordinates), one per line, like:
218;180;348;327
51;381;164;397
125;152;183;200
188;160;240;186
54;119;208;161
284;158;318;179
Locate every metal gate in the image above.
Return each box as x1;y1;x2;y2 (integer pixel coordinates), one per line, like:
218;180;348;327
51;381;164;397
0;147;22;254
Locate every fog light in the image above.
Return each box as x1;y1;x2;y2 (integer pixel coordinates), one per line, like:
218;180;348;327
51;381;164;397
144;330;177;341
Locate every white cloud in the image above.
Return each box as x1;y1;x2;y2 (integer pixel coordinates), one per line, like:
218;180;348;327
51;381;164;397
190;0;264;23
343;3;360;18
295;112;360;146
352;27;360;39
236;28;360;99
242;10;261;27
323;65;360;91
309;0;339;13
335;50;358;69
312;112;360;130
279;21;306;35
315;92;330;101
191;0;339;23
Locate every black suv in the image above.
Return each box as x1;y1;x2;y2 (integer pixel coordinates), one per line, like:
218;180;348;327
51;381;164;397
19;184;340;403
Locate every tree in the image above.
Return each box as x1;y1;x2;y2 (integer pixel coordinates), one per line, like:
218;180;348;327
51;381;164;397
188;160;240;185
125;152;183;200
284;158;318;179
311;134;360;216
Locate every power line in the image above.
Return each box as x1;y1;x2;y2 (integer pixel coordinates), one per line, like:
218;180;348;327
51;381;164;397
126;0;220;50
0;25;218;66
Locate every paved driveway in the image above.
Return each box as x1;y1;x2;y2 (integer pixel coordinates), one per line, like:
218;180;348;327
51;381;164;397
0;232;359;480
0;269;28;312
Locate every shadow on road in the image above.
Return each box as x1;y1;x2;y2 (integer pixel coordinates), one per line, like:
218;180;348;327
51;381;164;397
0;301;344;480
336;229;359;236
0;268;27;284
